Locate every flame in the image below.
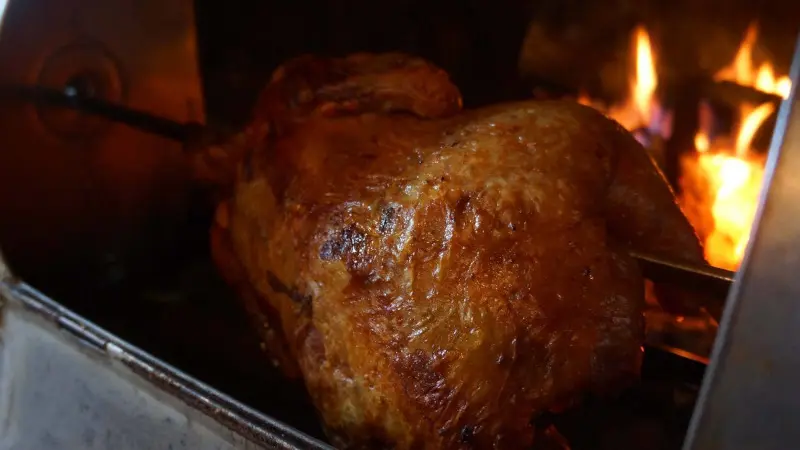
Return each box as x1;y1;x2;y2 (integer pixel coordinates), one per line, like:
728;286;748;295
633;26;657;125
680;102;773;270
694;133;710;153
574;24;781;271
735;102;775;156
575;25;662;134
714;22;792;98
682;23;788;269
605;26;664;134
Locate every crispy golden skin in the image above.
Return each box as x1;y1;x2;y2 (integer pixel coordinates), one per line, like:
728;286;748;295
203;53;704;449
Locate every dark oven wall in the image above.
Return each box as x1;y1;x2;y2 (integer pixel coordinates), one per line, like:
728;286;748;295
193;0;535;127
193;0;799;129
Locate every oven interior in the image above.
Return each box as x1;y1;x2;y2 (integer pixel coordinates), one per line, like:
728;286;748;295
0;0;796;448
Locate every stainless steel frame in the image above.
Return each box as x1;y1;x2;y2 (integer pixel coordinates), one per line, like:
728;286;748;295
0;269;331;450
683;33;800;450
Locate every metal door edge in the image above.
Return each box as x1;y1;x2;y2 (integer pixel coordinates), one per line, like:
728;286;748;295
0;276;331;450
683;32;800;450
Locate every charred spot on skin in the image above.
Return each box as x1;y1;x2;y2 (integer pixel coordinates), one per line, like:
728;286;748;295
319;226;367;261
583;266;592;277
341;227;366;253
319;239;338;261
379;206;397;234
266;271;312;311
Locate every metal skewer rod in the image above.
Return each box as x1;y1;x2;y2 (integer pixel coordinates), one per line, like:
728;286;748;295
0;82;738;298
632;250;733;322
631;250;734;291
0;83;199;142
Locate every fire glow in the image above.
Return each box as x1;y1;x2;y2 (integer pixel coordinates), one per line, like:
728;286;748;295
578;25;672;146
580;24;790;271
680;101;772;271
714;23;792;99
578;26;672;155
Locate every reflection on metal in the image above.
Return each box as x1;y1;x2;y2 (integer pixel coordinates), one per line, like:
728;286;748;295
0;274;331;450
34;39;127;140
683;33;800;450
631;251;735;288
0;0;8;33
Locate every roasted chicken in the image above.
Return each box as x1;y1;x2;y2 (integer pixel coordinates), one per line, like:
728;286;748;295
195;53;705;449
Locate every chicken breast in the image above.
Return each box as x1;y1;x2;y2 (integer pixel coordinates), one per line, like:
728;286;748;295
200;53;705;449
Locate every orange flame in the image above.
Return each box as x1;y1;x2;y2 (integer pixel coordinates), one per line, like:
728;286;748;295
679;22;786;270
714;22;792;98
576;24;782;270
694;133;710;153
606;26;662;131
736;102;775;156
633;26;657;125
681;102;772;270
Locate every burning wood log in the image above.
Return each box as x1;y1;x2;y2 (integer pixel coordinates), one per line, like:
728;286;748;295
663;78;703;189
703;80;784;109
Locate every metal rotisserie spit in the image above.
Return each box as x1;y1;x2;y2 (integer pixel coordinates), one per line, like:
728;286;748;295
0;1;798;449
